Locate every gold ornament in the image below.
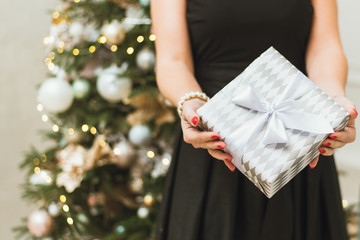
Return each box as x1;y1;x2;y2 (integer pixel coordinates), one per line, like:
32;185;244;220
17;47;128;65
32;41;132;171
126;92;176;126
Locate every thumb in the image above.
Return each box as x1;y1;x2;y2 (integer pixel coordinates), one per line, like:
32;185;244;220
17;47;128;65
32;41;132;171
347;108;358;120
182;100;201;127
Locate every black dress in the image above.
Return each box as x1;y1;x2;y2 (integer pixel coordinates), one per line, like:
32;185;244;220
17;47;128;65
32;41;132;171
155;0;348;239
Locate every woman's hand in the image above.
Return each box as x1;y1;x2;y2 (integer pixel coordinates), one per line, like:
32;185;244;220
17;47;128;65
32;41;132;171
309;96;357;168
180;98;236;172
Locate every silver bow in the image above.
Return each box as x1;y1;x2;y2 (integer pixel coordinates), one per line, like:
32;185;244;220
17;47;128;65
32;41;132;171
227;72;334;159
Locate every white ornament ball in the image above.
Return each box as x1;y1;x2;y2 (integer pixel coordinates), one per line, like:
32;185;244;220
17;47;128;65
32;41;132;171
96;67;132;103
139;0;151;7
101;20;126;45
72;79;90;99
136;49;155;71
128;125;151;145
69;22;84;38
48;202;61;217
30;170;53;186
38;78;74;113
137;207;149;219
27;210;54;237
113;141;135;168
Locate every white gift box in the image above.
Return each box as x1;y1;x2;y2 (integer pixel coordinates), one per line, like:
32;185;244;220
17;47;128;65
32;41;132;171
196;47;349;198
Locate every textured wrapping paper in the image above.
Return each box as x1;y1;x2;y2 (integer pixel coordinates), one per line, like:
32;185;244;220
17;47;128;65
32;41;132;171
196;47;349;198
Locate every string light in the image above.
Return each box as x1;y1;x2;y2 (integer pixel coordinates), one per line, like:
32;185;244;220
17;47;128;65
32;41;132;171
33;158;40;165
42;154;47;162
52;125;59;132
58;41;65;48
73;48;80;56
63;205;70;212
49;52;56;59
162;157;170;165
67;217;74;225
59;195;67;203
110;45;117;52
342;199;348;208
68;128;75;135
81;124;89;132
90;127;97;134
99;140;106;147
89;46;96;53
98;36;107;44
114;147;121;155
48;63;55;71
42;114;49;122
147;151;155;158
57;48;64;54
34;167;41;174
137;35;144;43
127;47;134;55
37;104;43;112
149;34;156;41
74;0;80;3
52;11;60;19
43;37;50;45
45;58;51;65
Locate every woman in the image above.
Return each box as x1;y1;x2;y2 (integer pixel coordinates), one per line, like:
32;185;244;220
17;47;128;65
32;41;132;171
151;0;357;239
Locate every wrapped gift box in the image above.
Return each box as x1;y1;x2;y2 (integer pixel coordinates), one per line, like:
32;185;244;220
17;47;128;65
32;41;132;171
196;47;349;198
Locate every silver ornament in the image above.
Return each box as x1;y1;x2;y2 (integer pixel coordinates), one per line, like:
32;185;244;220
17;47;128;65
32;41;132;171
29;170;53;186
72;79;90;99
128;125;151;145
137;207;149;218
38;78;74;113
113;141;135;168
27;210;54;237
101;20;126;45
136;48;155;71
69;22;84;38
96;65;132;102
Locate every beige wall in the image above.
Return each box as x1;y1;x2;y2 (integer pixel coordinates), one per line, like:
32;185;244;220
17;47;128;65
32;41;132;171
0;0;57;238
0;0;359;239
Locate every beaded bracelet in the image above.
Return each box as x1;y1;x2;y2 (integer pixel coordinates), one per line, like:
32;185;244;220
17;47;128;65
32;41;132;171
177;91;209;117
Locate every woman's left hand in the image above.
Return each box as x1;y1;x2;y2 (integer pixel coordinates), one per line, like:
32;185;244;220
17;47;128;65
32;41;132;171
309;96;357;168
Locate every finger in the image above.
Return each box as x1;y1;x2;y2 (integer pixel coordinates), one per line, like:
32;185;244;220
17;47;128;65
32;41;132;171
328;126;356;143
182;123;222;145
309;156;319;169
207;149;235;172
182;99;206;127
318;146;334;156
321;139;346;149
346;108;358;121
193;140;226;150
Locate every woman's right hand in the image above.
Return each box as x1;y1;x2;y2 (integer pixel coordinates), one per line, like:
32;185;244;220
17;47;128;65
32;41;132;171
180;98;236;172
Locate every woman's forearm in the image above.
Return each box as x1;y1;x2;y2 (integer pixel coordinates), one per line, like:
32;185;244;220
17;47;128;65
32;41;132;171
156;60;202;107
306;44;348;98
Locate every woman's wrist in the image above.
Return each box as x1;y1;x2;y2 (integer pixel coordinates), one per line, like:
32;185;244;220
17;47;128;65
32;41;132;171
177;91;209;117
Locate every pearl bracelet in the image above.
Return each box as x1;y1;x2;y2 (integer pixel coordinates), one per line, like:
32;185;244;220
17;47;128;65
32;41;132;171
177;91;209;117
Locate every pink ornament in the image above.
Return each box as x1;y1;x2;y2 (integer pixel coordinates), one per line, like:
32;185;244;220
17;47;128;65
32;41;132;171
27;210;54;237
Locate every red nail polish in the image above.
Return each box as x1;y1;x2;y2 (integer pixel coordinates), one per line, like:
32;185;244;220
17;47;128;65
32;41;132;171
211;135;219;140
353;108;358;117
230;167;235;172
218;145;225;149
324;142;331;146
192;116;198;125
225;158;232;162
319;149;326;154
310;165;315;169
330;135;337;139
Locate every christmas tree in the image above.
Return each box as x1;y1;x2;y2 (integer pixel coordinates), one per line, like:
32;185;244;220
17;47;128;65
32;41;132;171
14;0;176;239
